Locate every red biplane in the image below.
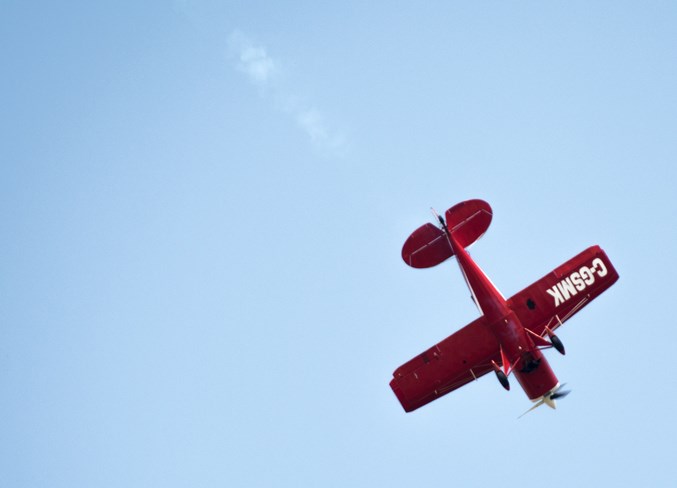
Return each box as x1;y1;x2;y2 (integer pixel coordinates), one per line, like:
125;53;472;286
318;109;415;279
390;199;619;415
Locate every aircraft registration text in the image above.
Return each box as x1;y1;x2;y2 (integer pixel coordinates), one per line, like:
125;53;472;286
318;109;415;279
546;258;608;307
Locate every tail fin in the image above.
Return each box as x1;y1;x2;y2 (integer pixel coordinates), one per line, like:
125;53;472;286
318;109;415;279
402;199;492;268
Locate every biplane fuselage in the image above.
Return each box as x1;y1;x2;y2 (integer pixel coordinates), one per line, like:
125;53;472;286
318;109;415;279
450;228;559;402
390;200;618;413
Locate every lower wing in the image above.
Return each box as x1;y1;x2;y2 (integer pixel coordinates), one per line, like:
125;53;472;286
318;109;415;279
507;245;619;336
390;316;500;412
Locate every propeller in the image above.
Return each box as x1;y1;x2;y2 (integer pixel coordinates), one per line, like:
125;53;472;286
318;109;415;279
551;388;571;401
518;384;571;419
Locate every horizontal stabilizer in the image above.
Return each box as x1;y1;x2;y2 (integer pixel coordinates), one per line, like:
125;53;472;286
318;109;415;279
402;223;452;268
401;199;492;268
444;199;492;249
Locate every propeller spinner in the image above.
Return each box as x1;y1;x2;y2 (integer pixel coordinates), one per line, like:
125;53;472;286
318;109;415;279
518;384;571;419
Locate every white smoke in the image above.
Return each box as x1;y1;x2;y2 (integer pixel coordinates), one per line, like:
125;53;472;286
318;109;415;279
228;30;347;155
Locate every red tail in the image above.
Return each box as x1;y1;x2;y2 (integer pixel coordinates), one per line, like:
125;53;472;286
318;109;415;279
402;199;492;268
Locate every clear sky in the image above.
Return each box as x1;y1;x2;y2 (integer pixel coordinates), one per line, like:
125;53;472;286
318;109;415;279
2;1;676;487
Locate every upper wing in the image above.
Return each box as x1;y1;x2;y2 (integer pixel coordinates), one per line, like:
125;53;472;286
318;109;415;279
390;316;500;412
507;245;619;337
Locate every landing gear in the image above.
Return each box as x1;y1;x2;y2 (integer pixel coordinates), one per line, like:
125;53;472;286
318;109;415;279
495;369;510;391
543;326;566;355
550;334;565;355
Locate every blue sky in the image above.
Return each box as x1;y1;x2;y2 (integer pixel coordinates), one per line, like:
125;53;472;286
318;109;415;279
2;1;676;486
